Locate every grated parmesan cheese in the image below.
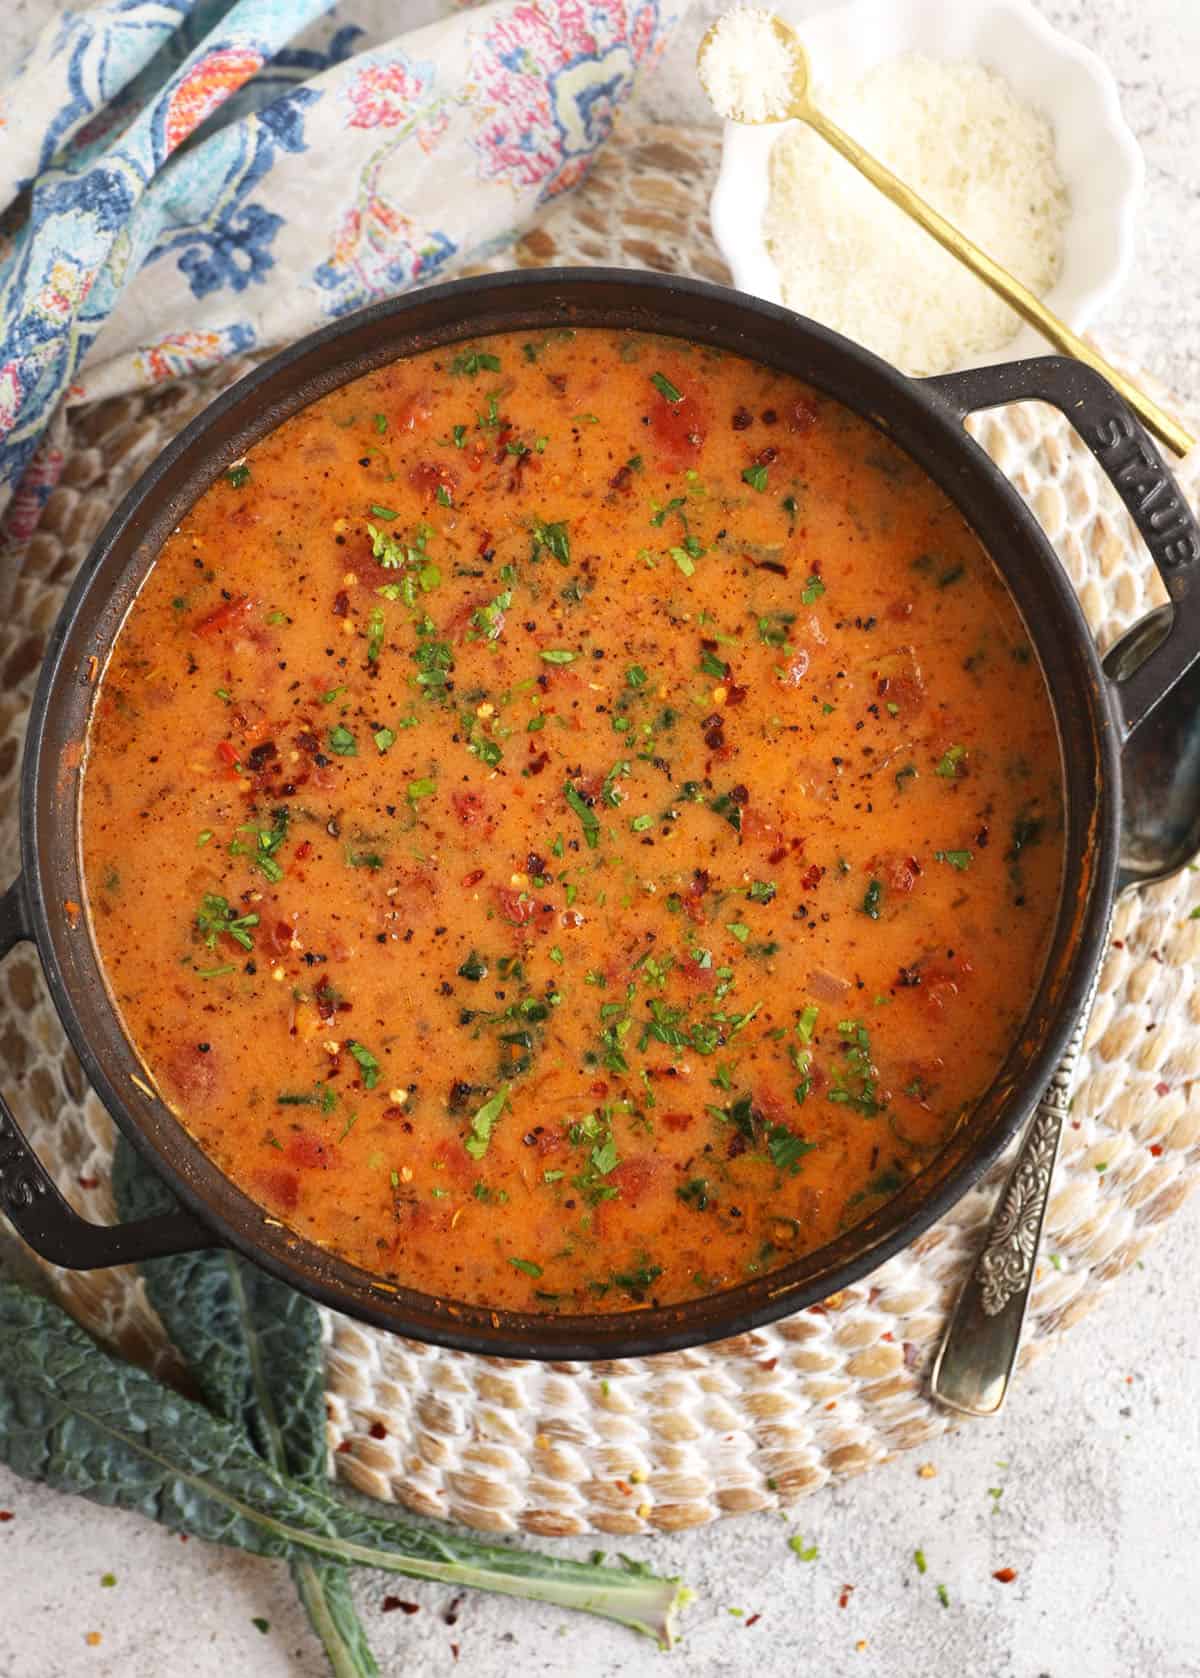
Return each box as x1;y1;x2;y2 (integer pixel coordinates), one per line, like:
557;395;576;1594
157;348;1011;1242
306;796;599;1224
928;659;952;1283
699;7;796;123
763;54;1068;375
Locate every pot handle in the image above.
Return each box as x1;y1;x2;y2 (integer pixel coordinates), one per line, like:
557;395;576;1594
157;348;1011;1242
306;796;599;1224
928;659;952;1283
925;356;1200;739
0;875;218;1268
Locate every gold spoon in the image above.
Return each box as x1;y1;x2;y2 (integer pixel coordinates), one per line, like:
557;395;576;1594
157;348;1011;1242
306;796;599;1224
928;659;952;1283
699;16;1195;457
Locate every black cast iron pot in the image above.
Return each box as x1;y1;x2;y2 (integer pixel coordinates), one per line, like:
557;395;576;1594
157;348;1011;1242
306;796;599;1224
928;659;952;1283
3;269;1199;1360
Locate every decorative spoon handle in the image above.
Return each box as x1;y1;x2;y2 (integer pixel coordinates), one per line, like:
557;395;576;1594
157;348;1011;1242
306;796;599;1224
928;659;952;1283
930;972;1102;1415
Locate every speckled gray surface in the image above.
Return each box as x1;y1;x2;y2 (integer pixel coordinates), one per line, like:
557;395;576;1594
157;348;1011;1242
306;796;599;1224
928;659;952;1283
1;2;1199;1673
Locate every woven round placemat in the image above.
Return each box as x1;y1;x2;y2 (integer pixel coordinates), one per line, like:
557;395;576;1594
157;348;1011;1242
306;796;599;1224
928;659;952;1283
4;122;1200;1537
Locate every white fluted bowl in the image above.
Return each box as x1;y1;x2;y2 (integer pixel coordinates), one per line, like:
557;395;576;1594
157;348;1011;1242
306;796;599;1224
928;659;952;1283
709;0;1143;372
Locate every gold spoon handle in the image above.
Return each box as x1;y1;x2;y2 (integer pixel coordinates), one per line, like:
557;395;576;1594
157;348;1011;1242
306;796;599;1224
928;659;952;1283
801;102;1195;458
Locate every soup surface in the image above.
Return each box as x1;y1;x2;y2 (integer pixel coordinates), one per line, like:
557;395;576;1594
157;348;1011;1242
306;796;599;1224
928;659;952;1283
82;328;1063;1313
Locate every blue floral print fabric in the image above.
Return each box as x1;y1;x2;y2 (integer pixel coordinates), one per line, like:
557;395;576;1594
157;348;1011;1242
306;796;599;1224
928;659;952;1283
0;0;682;531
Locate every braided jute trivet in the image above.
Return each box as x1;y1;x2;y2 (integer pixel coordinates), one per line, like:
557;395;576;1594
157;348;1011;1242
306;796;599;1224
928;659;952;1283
3;123;1200;1538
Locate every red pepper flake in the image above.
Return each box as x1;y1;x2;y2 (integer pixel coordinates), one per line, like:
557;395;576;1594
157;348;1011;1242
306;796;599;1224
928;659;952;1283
331;590;350;617
0;1511;13;1522
838;1584;855;1609
443;1596;464;1627
78;1176;99;1190
369;1421;388;1440
1155;1082;1170;1097
1149;1143;1164;1156
1112;939;1125;949
992;1567;1018;1584
450;1645;460;1661
336;1440;353;1454
382;1598;420;1615
461;868;485;887
745;1613;762;1627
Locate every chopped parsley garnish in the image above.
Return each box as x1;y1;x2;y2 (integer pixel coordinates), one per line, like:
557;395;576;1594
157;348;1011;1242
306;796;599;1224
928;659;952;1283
829;1020;881;1116
768;1128;817;1174
677;1177;714;1211
748;880;776;903
373;413;388;433
609;1256;663;1300
540;649;577;664
407;776;437;803
345;1041;379;1089
531;518;571;566
458;950;488;982
800;573;826;604
788;1537;819;1562
226;464;250;489
742;464;769;493
935;744;966;778
465;1085;509;1159
563;781;600;849
862;878;883;919
709;790;743;833
412;621;454;697
509;1257;543;1278
451;349;501;376
796;1004;819;1042
626;665;648;689
934;848;972;870
670;547;696;577
436;483;452;507
366;607;385;663
373;727;395;753
195;893;259;952
895;763;917;791
757;611;795;647
650;371;682;404
328;724;357;755
472;585;512;642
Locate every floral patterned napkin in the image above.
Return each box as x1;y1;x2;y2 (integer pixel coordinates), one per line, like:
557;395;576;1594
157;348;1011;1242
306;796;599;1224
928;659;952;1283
0;0;682;536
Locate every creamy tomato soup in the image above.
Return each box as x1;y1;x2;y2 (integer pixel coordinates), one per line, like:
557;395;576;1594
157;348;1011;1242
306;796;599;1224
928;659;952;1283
82;328;1063;1313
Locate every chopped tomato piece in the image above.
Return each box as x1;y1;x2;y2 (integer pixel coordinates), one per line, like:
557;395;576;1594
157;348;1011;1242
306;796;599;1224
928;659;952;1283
252;1167;299;1213
650;389;707;466
609;1155;663;1207
286;1133;339;1170
451;790;496;833
194;595;256;638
